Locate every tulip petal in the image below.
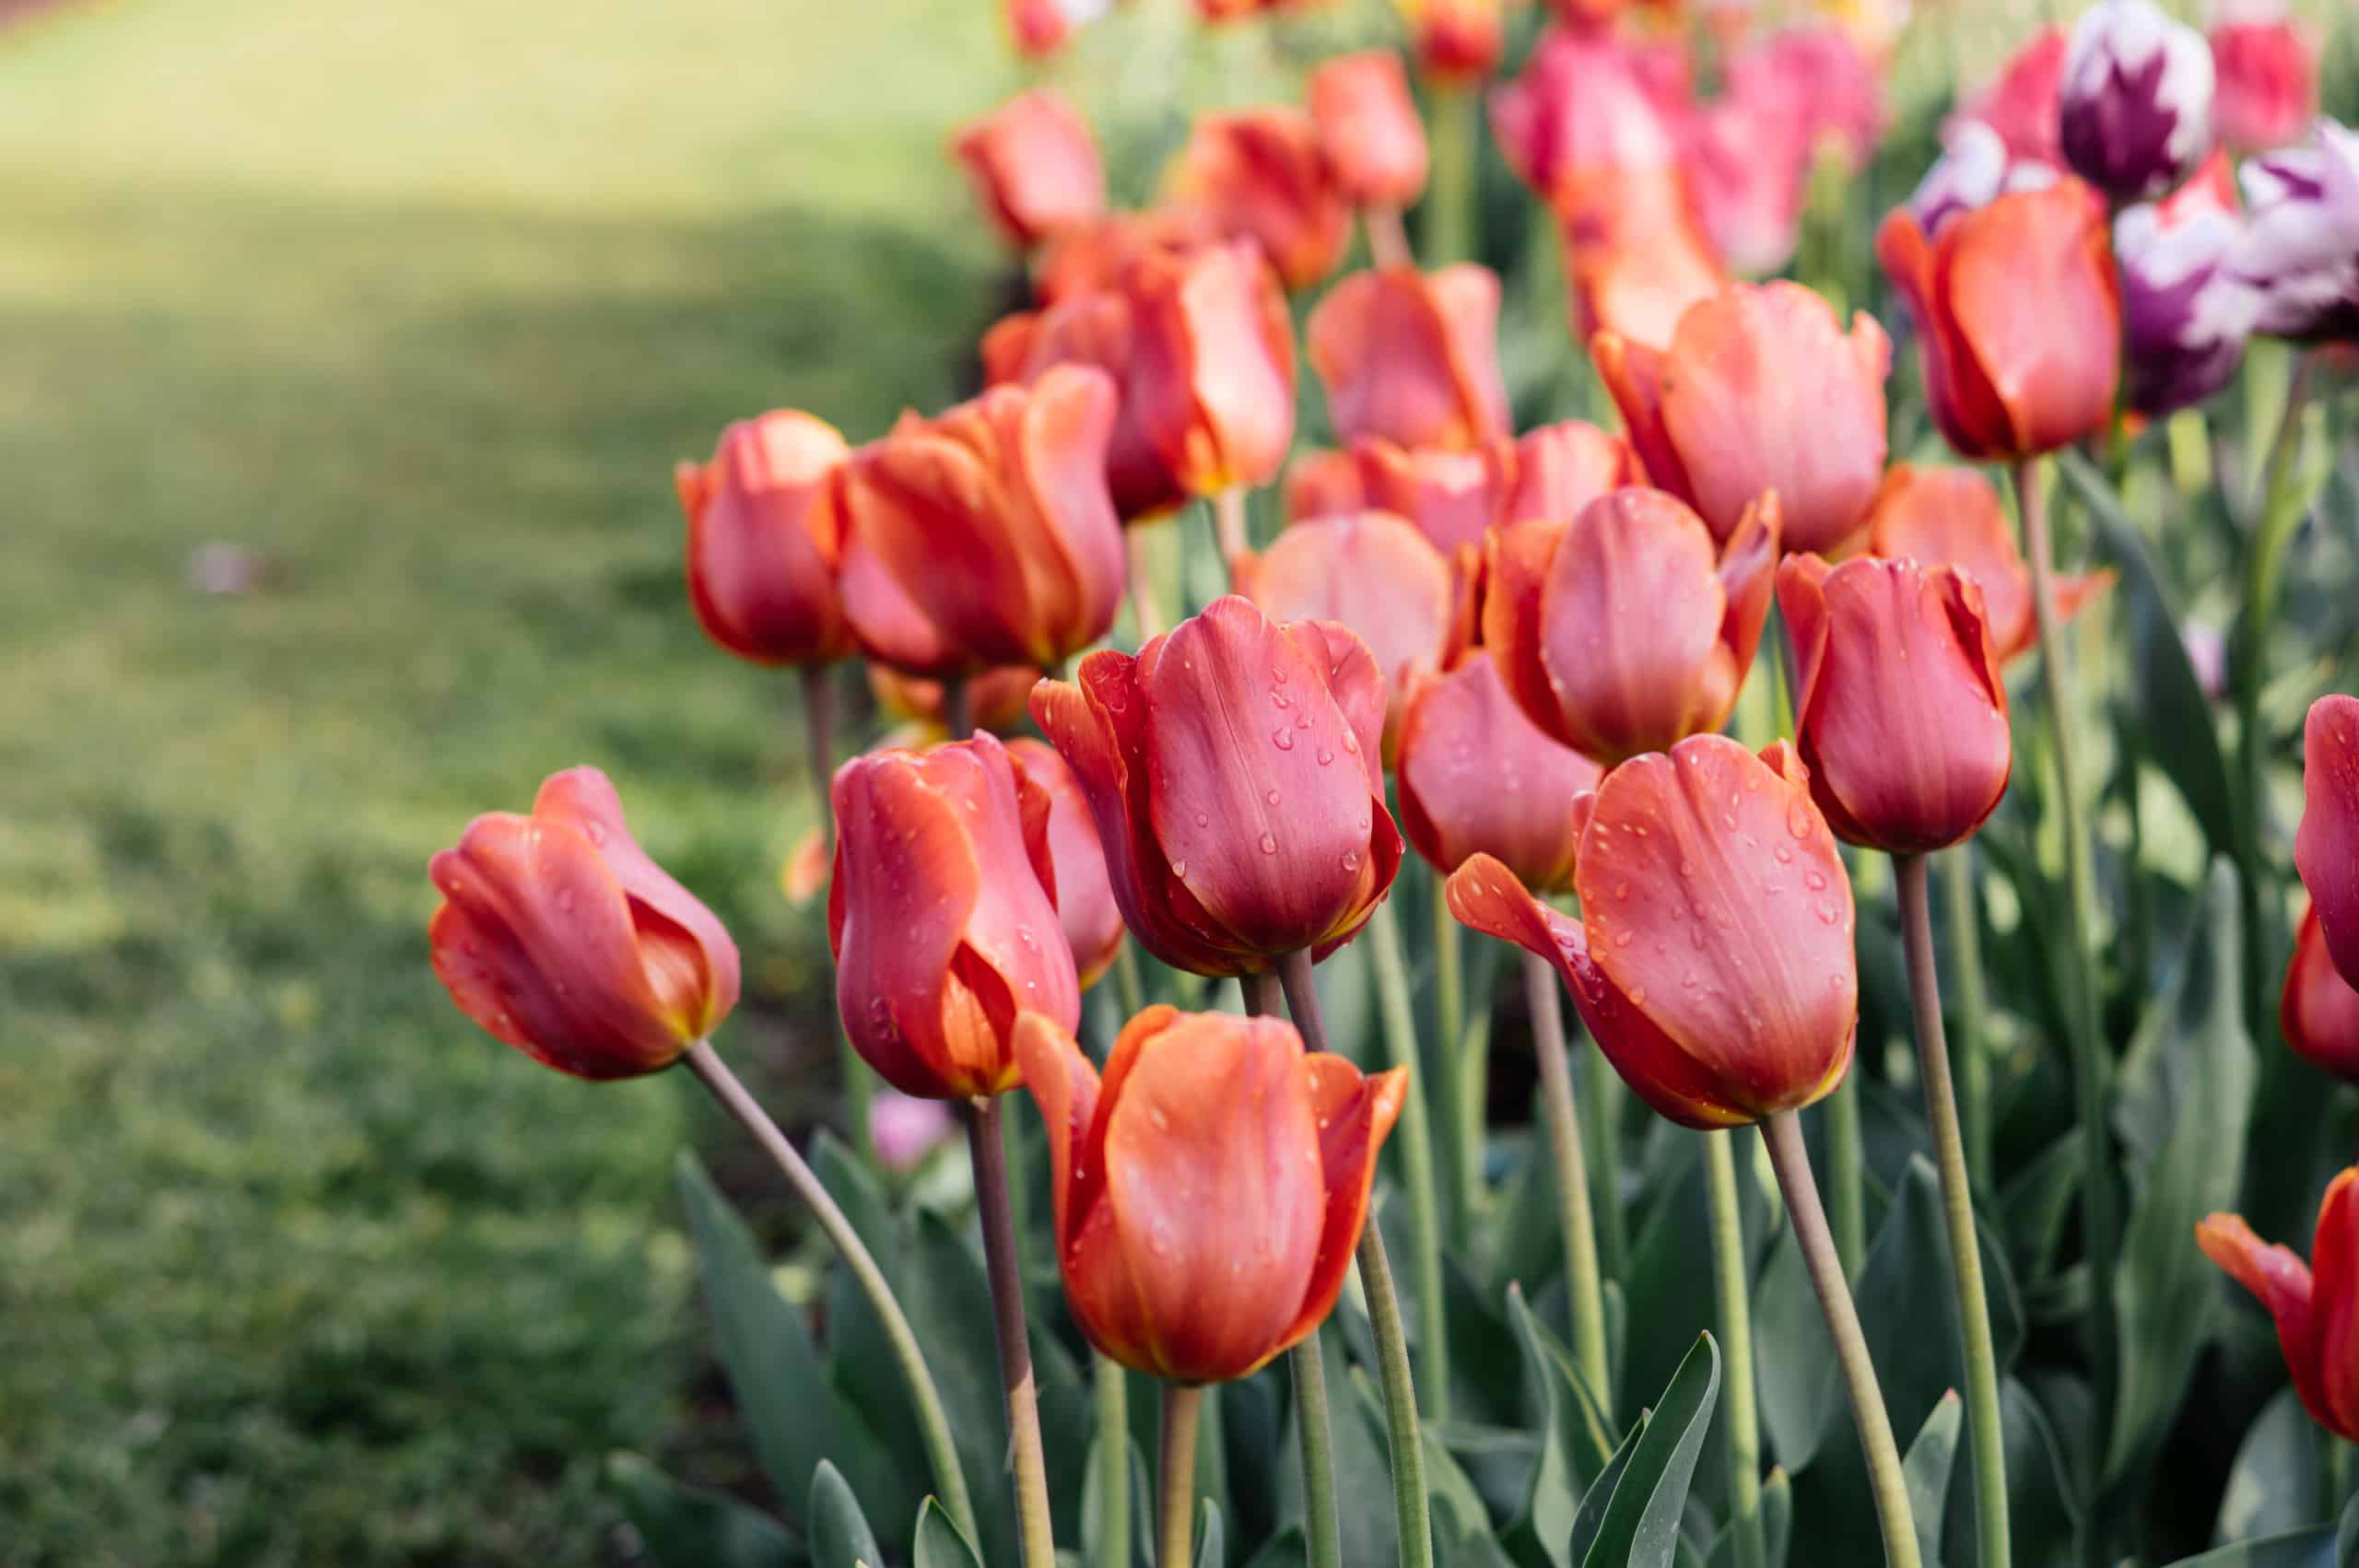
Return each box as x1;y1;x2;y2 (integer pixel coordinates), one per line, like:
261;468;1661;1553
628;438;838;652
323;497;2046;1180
1308;268;1496;451
1943;182;2123;457
1502;420;1643;527
1356;437;1506;553
2296;696;2359;990
1237;513;1456;730
2315;1169;2359;1436
1276;1056;1410;1354
1396;653;1600;892
1481;519;1578;751
2198;1211;2330;1433
1591;332;1693;506
2283;904;2359;1082
1877;206;2014;461
839;526;965;676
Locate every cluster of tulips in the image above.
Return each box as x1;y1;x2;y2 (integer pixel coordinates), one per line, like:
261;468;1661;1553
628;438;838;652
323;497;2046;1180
425;0;2359;1563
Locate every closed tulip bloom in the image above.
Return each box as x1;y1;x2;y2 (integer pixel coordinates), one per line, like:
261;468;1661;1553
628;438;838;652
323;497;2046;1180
1864;463;2111;663
1407;0;1504;83
1778;555;2013;853
1128;240;1298;497
869;662;1043;740
839;366;1125;676
1396;652;1602;892
1722;25;1884;173
1485;487;1779;764
2198;1168;2359;1442
1491;26;1687;210
1031;595;1403;976
1017;1006;1406;1383
2230;120;2359;344
2115;152;2259;415
1683;91;1813;277
1035;206;1219;308
1172;109;1351;290
1448;734;1859;1128
1947;24;2069;168
953;89;1108;251
983;290;1187;522
1006;740;1127;989
1496;418;1649;527
1595;281;1889;556
1309;53;1429;213
428;768;741;1080
2060;0;2216;203
2294;695;2359;989
1308;266;1511;452
675;411;855;667
2210;11;2316;155
829;733;1081;1099
2284;905;2359;1083
1332;418;1641;551
1877;180;2123;462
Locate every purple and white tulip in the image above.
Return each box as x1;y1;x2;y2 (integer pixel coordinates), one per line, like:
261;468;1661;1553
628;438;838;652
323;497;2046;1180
1907;122;2060;237
2116;173;2256;415
2232;118;2359;343
2060;0;2215;203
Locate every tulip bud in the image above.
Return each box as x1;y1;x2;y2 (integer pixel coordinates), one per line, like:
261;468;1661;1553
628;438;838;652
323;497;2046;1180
1777;555;2013;853
1876;180;2123;461
1005;739;1127;989
1396;652;1602;892
829;733;1082;1099
2115;153;2258;416
2294;695;2359;990
1596;281;1889;556
952;90;1108;251
1865;464;2113;664
2198;1167;2359;1443
2059;0;2215;202
1319;421;1640;554
2210;11;2317;156
1171;109;1351;291
982;290;1188;522
1406;0;1503;84
1308;53;1430;215
1448;734;1859;1128
2283;905;2359;1083
1127;240;1299;497
839;366;1126;676
1017;1006;1406;1383
1484;488;1778;765
428;768;742;1079
1030;595;1403;976
675;411;855;667
1946;24;2069;169
1307;266;1511;452
2230;120;2359;345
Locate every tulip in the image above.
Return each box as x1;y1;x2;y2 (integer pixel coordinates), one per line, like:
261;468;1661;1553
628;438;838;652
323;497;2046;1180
1306;266;1511;452
1906;122;2061;239
1017;1005;1407;1383
1406;0;1503;83
428;767;741;1079
1034;207;1219;308
2283;905;2359;1083
829;733;1081;1099
1447;733;1858;1127
983;290;1187;523
1171;109;1351;291
1127;240;1299;499
2210;10;2317;155
2115;152;2258;416
1560;170;1727;351
1683;90;1813;278
1946;24;2068;169
675;411;855;667
1395;651;1602;891
1864;464;2112;663
952;89;1108;251
2198;1167;2359;1442
1283;448;1368;522
1595;281;1890;556
1492;27;1690;211
2230;119;2359;344
1342;442;1498;547
1877;180;2123;462
839;365;1125;676
1030;595;1402;977
2059;0;2216;203
1778;555;2013;854
2294;695;2359;990
869;662;1043;740
1721;25;1884;174
1492;418;1648;528
1006;739;1127;989
1308;53;1430;216
1004;0;1109;57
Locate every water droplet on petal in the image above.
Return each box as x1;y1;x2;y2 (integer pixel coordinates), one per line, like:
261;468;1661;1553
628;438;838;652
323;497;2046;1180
1273;728;1295;751
1258;831;1278;855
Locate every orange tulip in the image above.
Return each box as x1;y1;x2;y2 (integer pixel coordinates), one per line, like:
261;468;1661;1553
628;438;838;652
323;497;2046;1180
1031;595;1403;976
1484;487;1778;764
1307;266;1511;452
1863;464;2111;663
982;289;1188;523
839;365;1125;676
1034;206;1219;309
952;89;1108;251
1448;734;1859;1128
868;662;1043;739
1778;555;2012;853
1396;651;1602;892
1171;109;1352;290
1017;1006;1406;1383
1006;739;1127;989
829;733;1081;1099
1128;240;1299;497
1595;282;1890;556
1344;419;1640;551
1876;180;2123;462
2199;1168;2359;1442
2284;904;2359;1084
675;411;856;667
428;768;741;1080
1309;53;1430;215
2295;695;2359;991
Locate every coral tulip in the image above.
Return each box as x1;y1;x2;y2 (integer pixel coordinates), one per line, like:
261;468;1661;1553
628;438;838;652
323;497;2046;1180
2231;119;2359;344
1030;595;1402;977
1171;109;1351;290
1595;281;1890;556
1396;651;1602;891
1721;25;1884;174
1017;1006;1406;1383
982;290;1188;522
1284;448;1368;522
1491;26;1687;210
1778;555;2013;853
1484;487;1778;764
1876;180;2123;462
1336;418;1643;551
1006;739;1127;989
675;411;856;667
428;768;741;1080
2199;1168;2359;1442
839;365;1125;676
2294;695;2359;990
952;89;1108;251
1308;53;1429;215
1863;464;2110;663
1034;207;1218;308
1407;0;1503;83
869;662;1043;739
2115;152;2258;416
1307;265;1510;452
829;733;1081;1099
1127;240;1298;497
1683;89;1813;278
2284;904;2359;1083
2059;0;2216;203
1560;170;1727;351
1947;24;2068;168
1005;0;1109;57
1448;734;1858;1128
2210;10;2316;155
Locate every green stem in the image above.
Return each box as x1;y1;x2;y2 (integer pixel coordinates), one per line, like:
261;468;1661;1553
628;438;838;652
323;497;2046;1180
2329;1435;2353;1520
1114;942;1146;1024
1826;1073;1865;1280
1097;1357;1132;1568
1159;1385;1203;1568
968;1097;1059;1568
1523;950;1610;1405
681;1040;979;1544
1585;1044;1629;1280
1704;1129;1766;1568
1434;874;1473;1228
1895;856;2012;1568
1422;84;1479;267
1212;486;1250;563
1762;1112;1923;1568
1944;845;1993;1192
1357;1224;1438;1568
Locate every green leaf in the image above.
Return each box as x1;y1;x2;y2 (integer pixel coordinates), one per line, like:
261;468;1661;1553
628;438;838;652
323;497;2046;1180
1502;1285;1621;1568
1703;1469;1794;1568
1081;1432;1152;1568
1996;1135;2083;1289
2215;1389;2321;1544
1900;1392;1962;1564
1577;1332;1721;1568
1194;1499;1226;1568
1565;1419;1643;1566
1750;1222;1838;1475
1944;1377;2081;1568
809;1461;884;1568
2154;1523;2341;1567
1241;1525;1308;1568
605;1452;798;1568
911;1498;986;1568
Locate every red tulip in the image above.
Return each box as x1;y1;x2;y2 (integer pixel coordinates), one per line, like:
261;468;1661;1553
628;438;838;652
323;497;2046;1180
829;733;1081;1099
1406;0;1503;83
1128;240;1299;497
1683;89;1813;278
428;768;741;1080
1030;595;1403;976
1017;1005;1406;1383
1004;0;1109;57
1947;24;2069;169
982;290;1188;523
952;89;1108;251
1309;53;1430;214
1777;555;2012;853
1723;25;1884;174
1396;651;1602;891
675;411;856;667
1863;464;2112;663
2295;695;2359;992
1448;734;1859;1127
1483;487;1779;764
1006;739;1128;989
839;366;1126;676
1876;180;2123;462
1308;266;1511;452
1344;419;1641;552
2284;904;2359;1084
2210;14;2316;155
1172;109;1352;291
2199;1168;2359;1442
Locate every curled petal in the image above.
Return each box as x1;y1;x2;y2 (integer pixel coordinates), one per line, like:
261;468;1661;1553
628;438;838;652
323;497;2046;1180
1279;1055;1410;1351
2297;696;2359;991
2198;1210;2330;1433
2283;904;2359;1085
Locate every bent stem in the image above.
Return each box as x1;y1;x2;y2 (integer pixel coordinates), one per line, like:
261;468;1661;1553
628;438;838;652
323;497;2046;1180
1762;1111;1922;1568
1096;1357;1131;1568
682;1040;979;1544
1944;845;1993;1191
1160;1384;1203;1568
1524;950;1610;1404
1704;1129;1765;1568
968;1097;1059;1568
1895;855;2012;1568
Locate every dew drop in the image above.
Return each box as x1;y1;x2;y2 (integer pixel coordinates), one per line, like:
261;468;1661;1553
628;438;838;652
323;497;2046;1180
1265;789;1283;806
1315;748;1333;766
1258;831;1278;855
1272;728;1296;751
1613;929;1634;949
1194;811;1210;828
1341;732;1360;755
1773;846;1793;864
1171;859;1189;878
1803;870;1828;891
1341;850;1361;872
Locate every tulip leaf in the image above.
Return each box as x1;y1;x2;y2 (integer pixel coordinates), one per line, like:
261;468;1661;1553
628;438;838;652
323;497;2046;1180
1241;1525;1308;1568
1996;1133;2083;1290
1576;1332;1720;1568
1900;1392;1961;1565
1193;1499;1225;1568
1502;1284;1622;1568
1437;1475;1525;1568
1564;1416;1642;1565
1702;1469;1792;1568
604;1452;798;1568
1954;1376;2082;1568
809;1460;885;1568
1749;1221;1838;1475
2215;1390;2320;1545
912;1498;986;1568
1081;1428;1153;1568
2153;1522;2341;1567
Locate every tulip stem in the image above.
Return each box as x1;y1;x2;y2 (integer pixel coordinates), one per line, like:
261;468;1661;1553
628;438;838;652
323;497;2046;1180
1366;205;1414;270
1524;950;1610;1406
1114;942;1147;1024
1423;84;1478;267
680;1040;979;1545
1895;854;2012;1568
1159;1385;1203;1568
944;675;976;743
1097;1356;1132;1568
968;1096;1060;1568
1945;845;1994;1191
1212;486;1250;564
1704;1129;1765;1568
1360;1222;1438;1568
1129;525;1168;643
1435;877;1475;1228
1761;1111;1922;1568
